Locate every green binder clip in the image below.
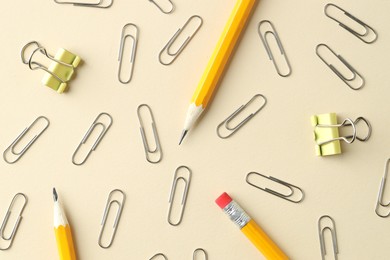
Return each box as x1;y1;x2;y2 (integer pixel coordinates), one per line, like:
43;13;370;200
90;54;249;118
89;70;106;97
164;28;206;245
21;41;81;94
311;113;372;156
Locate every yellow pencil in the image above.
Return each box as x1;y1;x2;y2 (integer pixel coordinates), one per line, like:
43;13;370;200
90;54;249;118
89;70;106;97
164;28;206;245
179;0;258;144
53;188;77;260
216;192;289;260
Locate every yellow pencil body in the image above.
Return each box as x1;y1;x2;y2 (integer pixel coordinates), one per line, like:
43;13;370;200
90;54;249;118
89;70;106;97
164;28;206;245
216;192;289;260
53;188;77;260
54;225;77;260
179;0;257;143
192;0;257;107
241;219;289;260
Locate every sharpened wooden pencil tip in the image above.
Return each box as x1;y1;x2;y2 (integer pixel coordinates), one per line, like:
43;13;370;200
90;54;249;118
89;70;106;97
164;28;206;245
179;130;188;145
53;188;58;202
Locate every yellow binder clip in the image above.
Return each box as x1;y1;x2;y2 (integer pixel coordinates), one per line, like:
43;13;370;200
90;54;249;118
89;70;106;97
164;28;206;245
311;113;371;156
21;41;81;93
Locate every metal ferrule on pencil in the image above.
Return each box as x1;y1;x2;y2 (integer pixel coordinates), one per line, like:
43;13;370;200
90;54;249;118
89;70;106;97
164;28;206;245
223;201;251;229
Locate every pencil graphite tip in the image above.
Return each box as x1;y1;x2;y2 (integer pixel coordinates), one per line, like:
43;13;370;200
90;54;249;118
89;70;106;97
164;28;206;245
53;188;58;202
179;130;188;145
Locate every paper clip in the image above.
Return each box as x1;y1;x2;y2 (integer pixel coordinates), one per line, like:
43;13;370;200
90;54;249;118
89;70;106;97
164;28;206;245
159;15;203;65
149;253;168;260
246;172;304;203
98;189;125;248
167;166;192;226
3;116;50;164
311;113;371;156
21;41;81;93
316;44;364;90
137;104;163;164
193;248;208;260
324;3;377;44
0;193;28;251
258;20;291;77
375;158;390;218
217;94;267;139
54;0;113;8
72;113;113;165
318;215;339;260
149;0;174;14
118;23;139;84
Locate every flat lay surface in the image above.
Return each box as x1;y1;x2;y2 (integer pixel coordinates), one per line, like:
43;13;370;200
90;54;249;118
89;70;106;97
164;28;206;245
1;0;390;259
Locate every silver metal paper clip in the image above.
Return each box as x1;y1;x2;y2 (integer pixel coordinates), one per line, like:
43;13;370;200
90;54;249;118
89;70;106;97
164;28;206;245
258;20;292;77
318;215;339;260
54;0;113;8
118;23;139;84
167;166;192;226
159;15;203;65
324;3;377;44
375;158;390;218
149;253;168;260
137;104;162;164
193;248;208;260
217;94;267;139
98;189;125;248
0;193;28;251
149;0;174;14
316;44;364;90
246;172;304;203
72;113;112;165
3;116;50;164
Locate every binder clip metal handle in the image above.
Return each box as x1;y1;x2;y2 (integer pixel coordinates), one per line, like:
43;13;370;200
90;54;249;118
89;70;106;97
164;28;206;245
347;117;371;142
22;42;73;85
311;113;371;156
316;117;372;145
315;118;357;146
21;41;81;93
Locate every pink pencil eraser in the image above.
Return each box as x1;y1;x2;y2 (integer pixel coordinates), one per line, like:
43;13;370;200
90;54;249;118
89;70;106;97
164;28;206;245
216;192;233;209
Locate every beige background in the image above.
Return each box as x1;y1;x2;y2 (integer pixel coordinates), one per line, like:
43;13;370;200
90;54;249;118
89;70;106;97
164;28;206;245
1;0;390;259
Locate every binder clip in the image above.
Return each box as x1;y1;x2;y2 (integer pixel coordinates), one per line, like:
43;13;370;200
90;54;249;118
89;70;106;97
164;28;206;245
21;41;81;93
311;113;371;156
